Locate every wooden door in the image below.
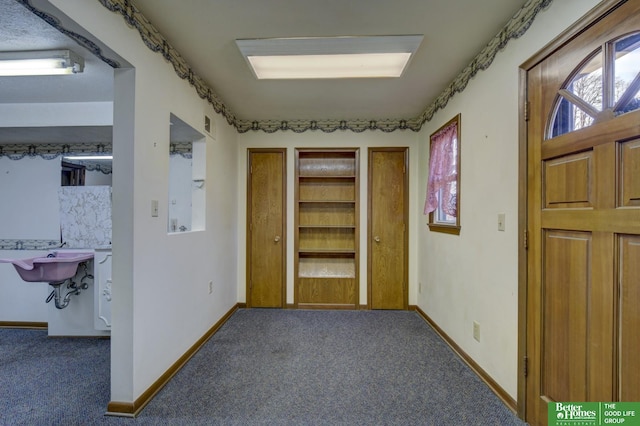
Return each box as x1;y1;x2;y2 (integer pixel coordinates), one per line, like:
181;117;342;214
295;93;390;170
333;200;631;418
247;149;286;308
524;2;640;424
368;148;408;310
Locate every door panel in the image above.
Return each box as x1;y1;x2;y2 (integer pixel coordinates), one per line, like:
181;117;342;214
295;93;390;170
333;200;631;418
619;235;640;401
542;231;591;402
368;148;408;310
543;152;594;208
247;149;286;308
619;139;640;207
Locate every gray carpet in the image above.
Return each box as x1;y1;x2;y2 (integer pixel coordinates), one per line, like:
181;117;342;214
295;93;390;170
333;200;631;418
1;309;527;425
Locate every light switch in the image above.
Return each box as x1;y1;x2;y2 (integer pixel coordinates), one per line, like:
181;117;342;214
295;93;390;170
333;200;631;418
497;213;505;231
151;200;159;217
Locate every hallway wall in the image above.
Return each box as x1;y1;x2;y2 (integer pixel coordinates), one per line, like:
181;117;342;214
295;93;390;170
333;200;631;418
416;0;601;399
29;0;606;410
44;0;240;405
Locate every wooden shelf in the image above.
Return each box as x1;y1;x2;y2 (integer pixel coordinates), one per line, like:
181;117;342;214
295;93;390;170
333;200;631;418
298;200;355;203
299;225;356;229
299;175;356;179
295;148;359;307
299;249;356;255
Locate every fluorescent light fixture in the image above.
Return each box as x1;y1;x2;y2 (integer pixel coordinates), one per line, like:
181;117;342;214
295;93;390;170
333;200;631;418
63;155;113;161
236;35;423;79
248;53;412;79
0;50;84;76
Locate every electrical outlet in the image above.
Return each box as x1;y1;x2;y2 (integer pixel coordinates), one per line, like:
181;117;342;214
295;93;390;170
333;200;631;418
473;321;481;342
208;281;213;294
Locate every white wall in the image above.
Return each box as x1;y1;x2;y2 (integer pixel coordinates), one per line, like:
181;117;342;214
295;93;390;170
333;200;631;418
0;157;61;321
45;0;239;405
0;250;50;322
416;0;601;399
0;157;60;240
0;102;112;127
85;170;112;186
238;131;420;306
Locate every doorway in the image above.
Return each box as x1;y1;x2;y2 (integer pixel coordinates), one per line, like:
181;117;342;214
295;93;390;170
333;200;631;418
246;149;286;308
368;147;409;309
521;1;640;424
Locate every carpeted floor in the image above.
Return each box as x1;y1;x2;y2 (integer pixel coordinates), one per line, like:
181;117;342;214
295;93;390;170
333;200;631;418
1;309;527;425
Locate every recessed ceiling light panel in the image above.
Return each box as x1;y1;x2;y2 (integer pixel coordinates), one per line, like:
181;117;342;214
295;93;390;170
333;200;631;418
236;35;423;80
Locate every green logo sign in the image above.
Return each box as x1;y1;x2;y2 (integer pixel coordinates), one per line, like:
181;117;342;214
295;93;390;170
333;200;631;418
549;402;640;426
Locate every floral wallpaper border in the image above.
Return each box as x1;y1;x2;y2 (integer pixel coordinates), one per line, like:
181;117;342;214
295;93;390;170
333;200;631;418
22;0;553;133
415;0;553;125
0;141;192;170
0;142;111;160
0;142;113;174
0;239;62;251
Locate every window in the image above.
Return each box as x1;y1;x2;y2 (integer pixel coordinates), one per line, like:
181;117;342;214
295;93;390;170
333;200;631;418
425;114;461;234
550;32;640;138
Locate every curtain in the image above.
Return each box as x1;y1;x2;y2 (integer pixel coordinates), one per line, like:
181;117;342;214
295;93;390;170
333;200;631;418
424;122;457;215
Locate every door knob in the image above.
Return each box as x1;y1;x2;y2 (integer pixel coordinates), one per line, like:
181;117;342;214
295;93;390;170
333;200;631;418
374;236;380;243
274;236;281;242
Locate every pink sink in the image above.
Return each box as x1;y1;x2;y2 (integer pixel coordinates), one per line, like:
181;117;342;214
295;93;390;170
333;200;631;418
0;252;94;283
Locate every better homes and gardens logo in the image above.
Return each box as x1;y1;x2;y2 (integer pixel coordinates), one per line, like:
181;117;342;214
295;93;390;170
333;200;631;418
552;403;597;424
549;402;640;426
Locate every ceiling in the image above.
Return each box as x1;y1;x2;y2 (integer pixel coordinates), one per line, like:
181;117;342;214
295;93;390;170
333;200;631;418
131;0;528;121
0;0;529;142
0;0;113;104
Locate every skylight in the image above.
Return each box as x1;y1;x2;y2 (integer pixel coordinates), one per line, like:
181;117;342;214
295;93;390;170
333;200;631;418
236;35;423;80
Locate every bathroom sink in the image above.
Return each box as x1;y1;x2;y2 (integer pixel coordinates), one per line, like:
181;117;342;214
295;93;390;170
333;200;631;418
0;251;94;283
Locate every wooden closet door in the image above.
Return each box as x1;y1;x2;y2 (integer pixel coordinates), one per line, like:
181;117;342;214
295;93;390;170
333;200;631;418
247;149;286;308
368;148;409;310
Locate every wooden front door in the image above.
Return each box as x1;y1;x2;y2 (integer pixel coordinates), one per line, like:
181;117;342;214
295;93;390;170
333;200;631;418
368;148;409;309
524;2;640;424
247;149;286;308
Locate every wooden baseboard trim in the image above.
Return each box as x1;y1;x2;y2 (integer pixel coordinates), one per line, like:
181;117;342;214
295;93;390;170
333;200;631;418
0;321;47;329
106;303;243;417
297;303;358;310
411;305;518;413
287;304;369;310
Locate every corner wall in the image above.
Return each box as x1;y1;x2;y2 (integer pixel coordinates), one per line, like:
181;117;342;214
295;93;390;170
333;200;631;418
416;0;601;399
0;157;60;322
45;0;240;405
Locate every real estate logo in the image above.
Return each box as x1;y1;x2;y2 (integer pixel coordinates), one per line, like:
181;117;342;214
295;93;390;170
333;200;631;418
552;403;597;424
549;402;640;426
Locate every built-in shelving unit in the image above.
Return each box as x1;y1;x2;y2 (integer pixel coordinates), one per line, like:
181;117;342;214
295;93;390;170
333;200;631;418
295;149;359;308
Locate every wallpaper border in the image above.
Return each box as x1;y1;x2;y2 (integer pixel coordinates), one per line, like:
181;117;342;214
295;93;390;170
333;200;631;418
0;239;62;251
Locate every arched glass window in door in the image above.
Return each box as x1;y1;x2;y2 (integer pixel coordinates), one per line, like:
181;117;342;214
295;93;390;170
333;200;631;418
549;32;640;139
